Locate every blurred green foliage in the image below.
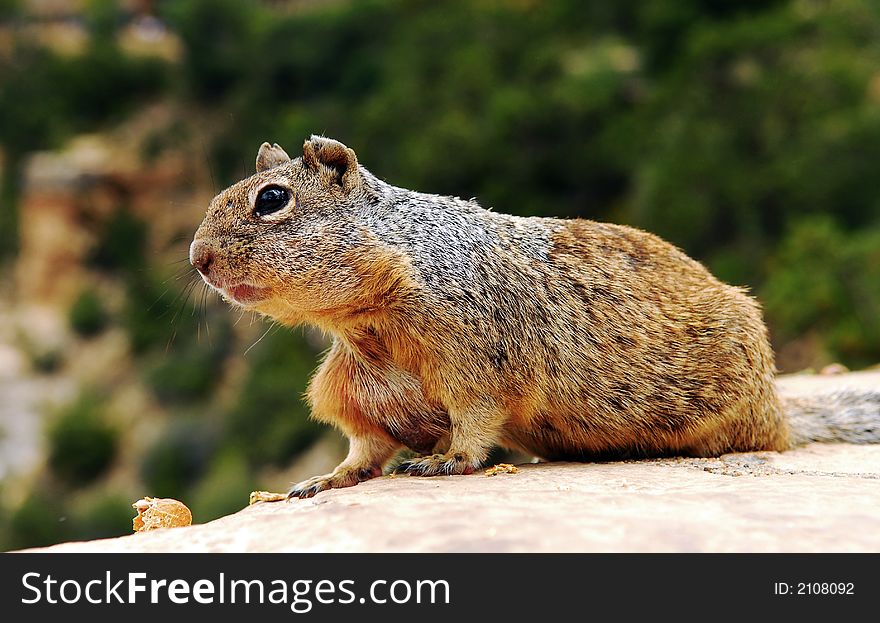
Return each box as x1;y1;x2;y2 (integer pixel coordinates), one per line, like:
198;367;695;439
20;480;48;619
225;330;323;468
89;209;149;274
146;330;229;405
5;487;72;550
762;216;880;367
3;0;880;550
69;289;109;337
140;417;215;500
67;489;134;542
123;275;178;355
162;0;257;103
47;393;118;485
0;10;167;257
189;449;253;522
1;483;135;550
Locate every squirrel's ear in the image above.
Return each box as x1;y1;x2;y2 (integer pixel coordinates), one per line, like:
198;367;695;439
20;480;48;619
302;135;360;192
256;142;291;173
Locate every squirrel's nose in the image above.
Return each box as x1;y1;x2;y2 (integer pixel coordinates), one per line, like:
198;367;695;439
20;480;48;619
189;240;215;276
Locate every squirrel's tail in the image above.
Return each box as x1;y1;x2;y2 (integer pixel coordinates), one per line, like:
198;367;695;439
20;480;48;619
781;389;880;446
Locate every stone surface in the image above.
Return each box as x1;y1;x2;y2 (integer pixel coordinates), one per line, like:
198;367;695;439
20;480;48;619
776;368;880;395
22;443;880;553
22;372;880;553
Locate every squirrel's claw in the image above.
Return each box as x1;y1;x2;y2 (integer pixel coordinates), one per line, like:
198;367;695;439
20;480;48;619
287;477;330;500
395;452;477;477
287;465;381;499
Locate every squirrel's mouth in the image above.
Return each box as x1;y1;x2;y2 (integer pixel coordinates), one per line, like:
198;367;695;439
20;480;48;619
223;283;272;305
196;270;272;306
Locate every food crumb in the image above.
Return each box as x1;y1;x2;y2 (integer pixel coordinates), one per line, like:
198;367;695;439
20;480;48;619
249;491;287;505
132;497;192;532
484;463;519;476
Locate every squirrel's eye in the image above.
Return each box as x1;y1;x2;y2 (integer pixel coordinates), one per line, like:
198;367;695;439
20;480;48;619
254;186;290;217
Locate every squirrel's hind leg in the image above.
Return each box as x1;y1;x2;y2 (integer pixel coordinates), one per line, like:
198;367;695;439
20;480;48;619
288;434;400;499
395;401;504;477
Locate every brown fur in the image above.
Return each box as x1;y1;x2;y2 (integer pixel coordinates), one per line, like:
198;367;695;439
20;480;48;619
190;137;815;499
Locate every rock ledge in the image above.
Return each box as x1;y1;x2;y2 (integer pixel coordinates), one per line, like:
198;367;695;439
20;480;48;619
24;371;880;553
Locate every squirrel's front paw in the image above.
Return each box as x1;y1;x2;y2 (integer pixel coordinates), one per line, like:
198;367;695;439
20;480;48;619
395;452;478;476
287;465;381;499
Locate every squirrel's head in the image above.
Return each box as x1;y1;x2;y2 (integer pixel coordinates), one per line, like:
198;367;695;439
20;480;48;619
190;135;414;328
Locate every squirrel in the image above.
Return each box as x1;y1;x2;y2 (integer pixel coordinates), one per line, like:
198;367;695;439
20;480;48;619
190;135;880;498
